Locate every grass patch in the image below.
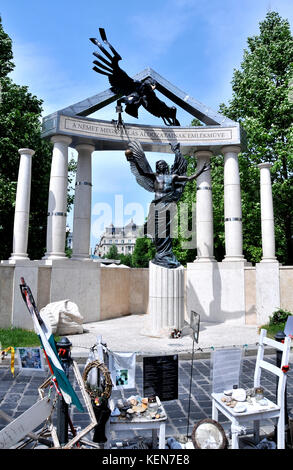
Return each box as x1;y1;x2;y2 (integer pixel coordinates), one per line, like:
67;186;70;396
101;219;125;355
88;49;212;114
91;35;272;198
259;308;292;340
0;327;41;349
260;322;287;339
0;327;61;349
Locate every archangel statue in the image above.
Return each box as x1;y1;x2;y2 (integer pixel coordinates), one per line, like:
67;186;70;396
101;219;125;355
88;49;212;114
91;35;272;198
125;141;210;268
90;29;180;126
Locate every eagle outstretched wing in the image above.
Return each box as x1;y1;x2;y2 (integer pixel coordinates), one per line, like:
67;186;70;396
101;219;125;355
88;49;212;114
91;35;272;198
90;28;137;97
126;141;155;193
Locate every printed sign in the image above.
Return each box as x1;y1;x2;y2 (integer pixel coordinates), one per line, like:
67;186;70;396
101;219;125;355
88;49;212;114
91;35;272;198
108;352;136;390
143;355;178;401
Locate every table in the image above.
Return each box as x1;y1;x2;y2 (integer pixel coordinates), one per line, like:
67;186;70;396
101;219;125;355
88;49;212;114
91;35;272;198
107;397;167;449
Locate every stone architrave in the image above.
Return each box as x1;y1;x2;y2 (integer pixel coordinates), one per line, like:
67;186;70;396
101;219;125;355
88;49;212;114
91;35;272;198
43;135;72;260
9;148;35;261
222;145;244;261
258;163;276;262
72;143;95;260
194;150;215;262
145;262;185;336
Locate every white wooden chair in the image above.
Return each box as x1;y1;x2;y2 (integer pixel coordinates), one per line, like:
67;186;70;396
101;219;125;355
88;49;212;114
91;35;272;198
212;329;291;449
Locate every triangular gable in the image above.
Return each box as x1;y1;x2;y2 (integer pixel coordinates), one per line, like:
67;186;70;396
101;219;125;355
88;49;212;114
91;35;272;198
57;67;236;127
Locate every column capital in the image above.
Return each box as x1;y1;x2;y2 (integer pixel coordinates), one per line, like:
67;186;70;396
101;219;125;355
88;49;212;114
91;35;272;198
18;148;35;157
221;145;241;155
75;143;95;153
50;135;72;146
258;162;272;170
194;149;213;159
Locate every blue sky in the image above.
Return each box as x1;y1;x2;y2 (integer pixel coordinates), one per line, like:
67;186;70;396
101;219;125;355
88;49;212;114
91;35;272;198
1;0;292;251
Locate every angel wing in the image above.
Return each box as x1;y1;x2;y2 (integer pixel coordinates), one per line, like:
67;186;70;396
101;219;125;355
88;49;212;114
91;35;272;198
126;141;155;193
90;28;138;97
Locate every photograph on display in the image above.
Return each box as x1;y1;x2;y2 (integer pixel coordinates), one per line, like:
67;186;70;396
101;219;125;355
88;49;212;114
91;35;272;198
17;347;45;371
115;369;129;386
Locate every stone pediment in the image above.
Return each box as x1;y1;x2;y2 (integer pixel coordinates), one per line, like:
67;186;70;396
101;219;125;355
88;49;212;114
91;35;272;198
44;67;236;127
41;67;244;153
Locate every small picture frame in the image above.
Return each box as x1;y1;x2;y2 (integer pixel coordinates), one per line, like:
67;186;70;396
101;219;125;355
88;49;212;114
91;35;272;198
17;347;45;372
115;369;129;386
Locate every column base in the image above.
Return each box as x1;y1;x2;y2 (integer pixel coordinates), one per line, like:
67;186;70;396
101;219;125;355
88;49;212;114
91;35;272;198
260;257;277;262
222;255;246;262
71;254;92;261
42;253;67;260
9;254;29;261
194;256;216;263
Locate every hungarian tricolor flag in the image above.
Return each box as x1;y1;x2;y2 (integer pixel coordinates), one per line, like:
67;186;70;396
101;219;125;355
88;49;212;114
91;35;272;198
20;278;84;412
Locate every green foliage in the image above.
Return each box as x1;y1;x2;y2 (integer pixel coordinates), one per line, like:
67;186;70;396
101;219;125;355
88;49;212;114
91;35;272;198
269;308;292;326
132;237;156;268
0;18;75;260
107;244;120;259
261;308;292;338
118;253;133;267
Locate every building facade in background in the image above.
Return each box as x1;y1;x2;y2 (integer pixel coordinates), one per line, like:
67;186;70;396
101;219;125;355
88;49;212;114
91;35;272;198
94;219;143;257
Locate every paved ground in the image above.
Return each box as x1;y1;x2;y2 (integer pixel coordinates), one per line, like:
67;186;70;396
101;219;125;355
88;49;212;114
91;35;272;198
0;317;292;450
66;314;261;359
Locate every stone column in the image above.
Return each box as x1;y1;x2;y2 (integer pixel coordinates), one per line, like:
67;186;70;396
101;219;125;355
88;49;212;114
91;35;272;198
194;150;215;262
222;145;244;261
43;135;72;260
258;163;276;261
71;143;94;260
9;148;35;260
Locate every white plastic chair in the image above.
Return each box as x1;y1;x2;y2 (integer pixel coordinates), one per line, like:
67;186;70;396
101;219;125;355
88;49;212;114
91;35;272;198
212;329;291;449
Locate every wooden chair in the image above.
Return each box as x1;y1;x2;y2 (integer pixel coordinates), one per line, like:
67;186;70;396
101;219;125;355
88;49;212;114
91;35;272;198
211;329;291;449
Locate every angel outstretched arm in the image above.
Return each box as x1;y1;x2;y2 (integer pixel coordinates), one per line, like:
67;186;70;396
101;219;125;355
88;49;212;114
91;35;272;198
173;161;211;182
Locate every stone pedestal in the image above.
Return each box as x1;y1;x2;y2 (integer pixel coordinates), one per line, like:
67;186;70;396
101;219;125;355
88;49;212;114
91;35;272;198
144;262;185;337
256;261;280;325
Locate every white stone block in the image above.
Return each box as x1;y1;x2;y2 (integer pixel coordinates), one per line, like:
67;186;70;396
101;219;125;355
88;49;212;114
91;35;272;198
40;299;84;335
186;261;246;325
256;261;280;325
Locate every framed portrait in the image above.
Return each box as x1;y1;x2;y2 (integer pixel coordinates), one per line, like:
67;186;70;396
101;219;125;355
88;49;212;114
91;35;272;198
16;347;45;371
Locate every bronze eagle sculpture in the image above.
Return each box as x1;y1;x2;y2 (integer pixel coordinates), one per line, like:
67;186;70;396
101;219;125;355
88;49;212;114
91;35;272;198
90;28;180;127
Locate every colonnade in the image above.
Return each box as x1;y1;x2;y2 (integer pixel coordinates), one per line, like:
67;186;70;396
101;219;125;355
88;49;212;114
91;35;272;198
9;135;277;263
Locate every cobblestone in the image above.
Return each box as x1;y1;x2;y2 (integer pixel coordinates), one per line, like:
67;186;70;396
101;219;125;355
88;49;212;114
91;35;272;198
0;353;292;449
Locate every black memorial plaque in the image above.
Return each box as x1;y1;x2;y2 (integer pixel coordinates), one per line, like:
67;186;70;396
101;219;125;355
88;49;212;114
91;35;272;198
143;355;178;401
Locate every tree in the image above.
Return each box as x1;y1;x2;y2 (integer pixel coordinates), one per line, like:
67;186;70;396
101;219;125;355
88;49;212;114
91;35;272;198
107;244;120;260
0;17;75;260
219;11;293;264
132;237;156;268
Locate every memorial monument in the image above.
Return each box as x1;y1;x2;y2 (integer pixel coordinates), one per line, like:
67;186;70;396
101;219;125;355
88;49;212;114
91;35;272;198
3;27;286;333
